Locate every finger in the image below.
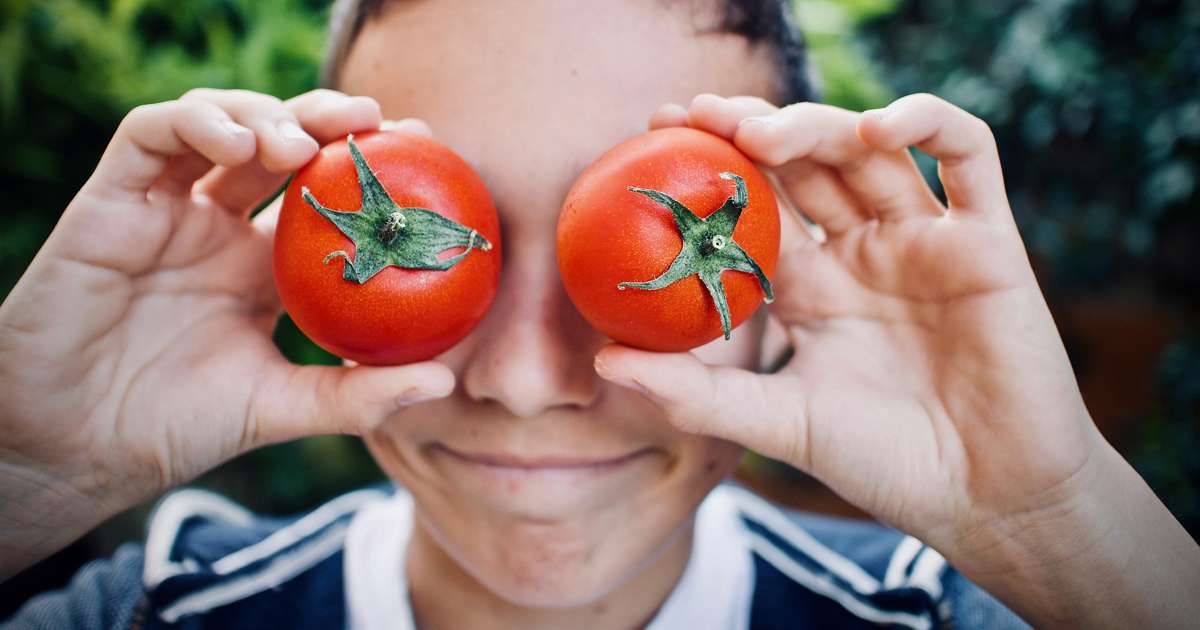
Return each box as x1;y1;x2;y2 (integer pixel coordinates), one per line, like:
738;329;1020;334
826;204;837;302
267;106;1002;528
594;346;809;467
775;161;872;237
380;117;434;138
858;93;1006;214
247;359;456;447
88;99;257;198
686;93;778;138
680;95;872;236
735;103;945;222
251;195;282;240
649;103;689;130
774;181;819;248
280;89;382;144
181;88;319;173
195;90;382;214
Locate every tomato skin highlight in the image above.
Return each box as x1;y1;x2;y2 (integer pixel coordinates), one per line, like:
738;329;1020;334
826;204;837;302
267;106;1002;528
274;130;501;365
557;127;779;352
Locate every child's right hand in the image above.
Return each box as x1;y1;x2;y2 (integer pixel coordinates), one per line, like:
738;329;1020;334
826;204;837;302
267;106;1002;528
0;89;454;578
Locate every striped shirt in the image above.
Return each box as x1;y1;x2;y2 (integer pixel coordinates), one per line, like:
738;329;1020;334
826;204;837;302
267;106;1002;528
5;484;1029;629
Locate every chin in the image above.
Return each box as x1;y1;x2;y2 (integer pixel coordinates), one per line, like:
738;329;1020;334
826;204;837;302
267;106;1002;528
430;514;647;607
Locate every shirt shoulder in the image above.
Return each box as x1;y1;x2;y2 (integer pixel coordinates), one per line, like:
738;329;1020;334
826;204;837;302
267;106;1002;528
717;485;1030;630
4;486;388;630
136;485;390;629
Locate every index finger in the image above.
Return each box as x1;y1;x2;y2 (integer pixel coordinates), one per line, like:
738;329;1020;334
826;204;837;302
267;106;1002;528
88;100;257;199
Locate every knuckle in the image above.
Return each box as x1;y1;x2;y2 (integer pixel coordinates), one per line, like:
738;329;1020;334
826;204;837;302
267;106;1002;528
965;114;995;142
124;102;158;123
320;372;369;436
779;100;815;120
305;87;340;99
227;88;282;104
119;101;174;134
907;92;942;108
287;88;340;109
219;90;286;117
180;87;215;101
175;98;213;118
733;95;777;112
334;411;366;436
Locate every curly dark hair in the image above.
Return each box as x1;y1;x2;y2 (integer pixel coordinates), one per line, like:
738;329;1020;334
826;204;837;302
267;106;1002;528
321;0;815;104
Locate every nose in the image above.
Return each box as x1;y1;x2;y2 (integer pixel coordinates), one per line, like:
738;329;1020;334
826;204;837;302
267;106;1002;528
461;232;602;418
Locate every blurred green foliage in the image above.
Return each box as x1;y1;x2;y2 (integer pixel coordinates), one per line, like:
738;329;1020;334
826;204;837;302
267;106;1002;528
796;0;899;109
0;0;328;295
861;0;1200;295
0;0;1196;601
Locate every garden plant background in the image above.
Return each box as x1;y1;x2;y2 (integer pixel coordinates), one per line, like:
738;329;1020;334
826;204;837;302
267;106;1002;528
1;0;1197;616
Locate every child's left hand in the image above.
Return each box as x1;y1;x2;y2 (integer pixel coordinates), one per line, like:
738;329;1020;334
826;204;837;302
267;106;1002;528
594;93;1200;629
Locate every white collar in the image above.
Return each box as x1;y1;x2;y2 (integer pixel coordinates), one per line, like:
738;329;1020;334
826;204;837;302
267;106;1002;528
343;486;754;630
344;490;417;630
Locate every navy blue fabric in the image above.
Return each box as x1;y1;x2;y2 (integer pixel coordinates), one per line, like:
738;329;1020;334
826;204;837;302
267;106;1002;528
2;486;1031;629
145;516;286;614
748;509;1029;630
750;554;909;629
142;552;345;630
743;515;940;627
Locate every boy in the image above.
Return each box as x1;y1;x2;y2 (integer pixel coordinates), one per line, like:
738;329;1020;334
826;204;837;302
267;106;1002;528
2;0;1198;628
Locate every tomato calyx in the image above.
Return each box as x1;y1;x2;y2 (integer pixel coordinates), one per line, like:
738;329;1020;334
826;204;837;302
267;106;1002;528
301;135;493;285
617;172;775;340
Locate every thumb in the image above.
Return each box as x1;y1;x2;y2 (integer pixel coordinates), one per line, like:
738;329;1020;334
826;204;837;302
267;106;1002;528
246;359;455;447
593;345;809;467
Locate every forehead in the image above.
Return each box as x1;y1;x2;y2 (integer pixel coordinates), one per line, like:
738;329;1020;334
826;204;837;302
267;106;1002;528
338;0;779;197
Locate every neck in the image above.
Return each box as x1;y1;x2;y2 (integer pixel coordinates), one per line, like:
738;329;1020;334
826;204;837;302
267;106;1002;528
406;516;695;630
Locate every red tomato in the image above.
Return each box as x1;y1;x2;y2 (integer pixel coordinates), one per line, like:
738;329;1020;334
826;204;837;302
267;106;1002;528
274;130;501;365
557;127;779;351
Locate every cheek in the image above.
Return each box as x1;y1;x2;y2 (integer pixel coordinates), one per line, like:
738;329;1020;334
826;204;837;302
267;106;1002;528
686;435;745;481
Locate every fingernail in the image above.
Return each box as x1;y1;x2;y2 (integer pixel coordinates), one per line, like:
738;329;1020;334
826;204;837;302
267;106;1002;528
350;95;381;113
739;115;772;128
277;119;313;142
863;108;891;121
615;377;651;398
396;387;445;407
220;118;252;138
593;354;610;375
594;356;652;397
692;93;720;106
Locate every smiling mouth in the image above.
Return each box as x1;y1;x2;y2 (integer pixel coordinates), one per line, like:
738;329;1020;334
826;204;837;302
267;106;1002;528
433;444;657;471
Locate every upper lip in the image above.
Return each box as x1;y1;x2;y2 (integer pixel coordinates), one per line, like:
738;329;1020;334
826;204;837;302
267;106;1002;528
435;445;655;469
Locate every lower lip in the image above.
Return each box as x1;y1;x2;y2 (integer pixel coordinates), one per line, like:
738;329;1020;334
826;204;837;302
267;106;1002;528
430;446;659;501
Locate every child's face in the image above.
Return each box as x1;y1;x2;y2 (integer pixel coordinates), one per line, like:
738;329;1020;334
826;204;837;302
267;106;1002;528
340;0;780;607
